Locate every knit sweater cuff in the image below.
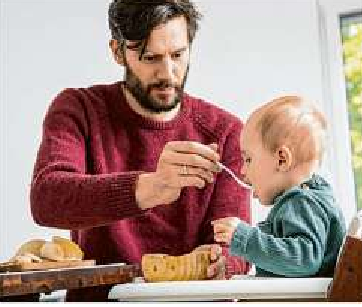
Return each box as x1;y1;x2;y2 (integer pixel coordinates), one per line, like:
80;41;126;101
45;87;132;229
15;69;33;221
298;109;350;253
230;221;253;256
105;171;145;218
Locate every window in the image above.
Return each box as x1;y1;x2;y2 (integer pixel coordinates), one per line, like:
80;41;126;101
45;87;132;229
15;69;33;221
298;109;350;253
318;0;362;224
340;13;362;210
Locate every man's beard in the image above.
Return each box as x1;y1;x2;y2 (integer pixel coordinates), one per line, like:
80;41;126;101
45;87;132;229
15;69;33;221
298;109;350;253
124;62;189;114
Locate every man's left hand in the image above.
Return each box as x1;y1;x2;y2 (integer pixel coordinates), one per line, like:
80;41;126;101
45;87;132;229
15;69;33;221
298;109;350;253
193;244;226;280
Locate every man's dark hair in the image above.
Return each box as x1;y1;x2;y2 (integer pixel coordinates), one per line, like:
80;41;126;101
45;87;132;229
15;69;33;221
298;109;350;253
108;0;202;57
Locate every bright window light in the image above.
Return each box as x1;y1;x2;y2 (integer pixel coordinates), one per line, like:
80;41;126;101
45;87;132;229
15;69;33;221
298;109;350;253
340;12;362;210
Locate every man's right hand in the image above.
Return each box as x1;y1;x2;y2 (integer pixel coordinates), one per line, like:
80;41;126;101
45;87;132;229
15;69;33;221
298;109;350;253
136;141;222;210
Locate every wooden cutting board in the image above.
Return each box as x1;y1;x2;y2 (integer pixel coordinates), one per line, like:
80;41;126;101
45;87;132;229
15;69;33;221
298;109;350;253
0;263;141;298
0;260;95;273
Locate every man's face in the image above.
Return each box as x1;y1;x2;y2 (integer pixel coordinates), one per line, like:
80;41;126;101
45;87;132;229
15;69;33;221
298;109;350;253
123;16;190;113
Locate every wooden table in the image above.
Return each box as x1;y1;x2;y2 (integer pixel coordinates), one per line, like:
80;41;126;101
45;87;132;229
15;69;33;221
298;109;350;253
0;263;140;301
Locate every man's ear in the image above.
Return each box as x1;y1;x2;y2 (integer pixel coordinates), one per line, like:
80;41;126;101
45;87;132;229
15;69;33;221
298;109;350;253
275;145;293;172
109;39;125;66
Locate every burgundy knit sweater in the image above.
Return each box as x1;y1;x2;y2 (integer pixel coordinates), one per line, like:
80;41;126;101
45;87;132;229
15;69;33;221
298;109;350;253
30;81;251;301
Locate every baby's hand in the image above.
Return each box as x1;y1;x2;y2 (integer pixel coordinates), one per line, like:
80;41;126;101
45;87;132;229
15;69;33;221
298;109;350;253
211;217;241;245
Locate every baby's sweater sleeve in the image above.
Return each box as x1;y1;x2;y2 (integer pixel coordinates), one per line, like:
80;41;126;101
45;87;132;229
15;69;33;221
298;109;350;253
230;194;328;276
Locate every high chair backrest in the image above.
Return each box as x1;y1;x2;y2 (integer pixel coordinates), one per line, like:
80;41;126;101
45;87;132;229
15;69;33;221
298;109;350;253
327;210;362;302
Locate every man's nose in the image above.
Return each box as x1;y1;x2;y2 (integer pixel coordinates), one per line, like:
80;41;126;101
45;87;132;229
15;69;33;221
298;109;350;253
157;57;176;81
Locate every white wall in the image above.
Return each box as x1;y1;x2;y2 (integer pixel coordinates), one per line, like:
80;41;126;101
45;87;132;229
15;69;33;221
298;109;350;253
1;0;115;261
0;0;357;261
191;0;324;114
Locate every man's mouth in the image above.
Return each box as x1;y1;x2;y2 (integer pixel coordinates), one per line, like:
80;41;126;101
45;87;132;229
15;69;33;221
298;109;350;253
153;87;174;94
152;87;176;101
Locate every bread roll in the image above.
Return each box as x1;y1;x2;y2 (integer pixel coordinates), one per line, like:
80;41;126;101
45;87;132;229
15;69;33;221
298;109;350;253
12;253;43;264
14;239;46;258
40;242;65;261
52;236;83;260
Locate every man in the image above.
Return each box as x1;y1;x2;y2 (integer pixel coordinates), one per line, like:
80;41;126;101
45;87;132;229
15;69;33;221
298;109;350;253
30;0;251;301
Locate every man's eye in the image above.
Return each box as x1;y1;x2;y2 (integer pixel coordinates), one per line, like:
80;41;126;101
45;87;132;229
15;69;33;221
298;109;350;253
171;52;182;59
143;55;156;62
245;157;251;163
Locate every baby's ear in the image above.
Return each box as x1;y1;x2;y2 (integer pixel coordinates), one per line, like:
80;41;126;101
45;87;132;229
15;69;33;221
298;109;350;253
109;39;125;66
275;145;292;172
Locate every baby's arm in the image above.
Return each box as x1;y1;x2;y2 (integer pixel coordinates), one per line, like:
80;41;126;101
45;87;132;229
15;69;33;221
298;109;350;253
230;196;329;276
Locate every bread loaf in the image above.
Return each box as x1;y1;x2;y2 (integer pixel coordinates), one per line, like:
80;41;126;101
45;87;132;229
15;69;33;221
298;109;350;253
142;250;211;282
9;237;83;263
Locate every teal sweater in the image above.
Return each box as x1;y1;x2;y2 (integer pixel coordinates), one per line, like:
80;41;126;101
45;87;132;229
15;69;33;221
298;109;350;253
230;174;346;277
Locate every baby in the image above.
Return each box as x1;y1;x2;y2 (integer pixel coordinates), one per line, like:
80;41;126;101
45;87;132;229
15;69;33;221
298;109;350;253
212;95;346;277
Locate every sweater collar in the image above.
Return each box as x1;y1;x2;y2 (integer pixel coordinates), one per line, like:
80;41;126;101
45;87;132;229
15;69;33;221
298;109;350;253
267;174;332;219
113;81;191;130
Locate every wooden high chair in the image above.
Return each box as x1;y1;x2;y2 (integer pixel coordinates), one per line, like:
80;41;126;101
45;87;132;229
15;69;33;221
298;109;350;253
327;210;362;302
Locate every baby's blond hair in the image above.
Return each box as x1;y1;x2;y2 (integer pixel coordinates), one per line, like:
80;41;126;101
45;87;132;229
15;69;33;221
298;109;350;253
250;96;327;166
